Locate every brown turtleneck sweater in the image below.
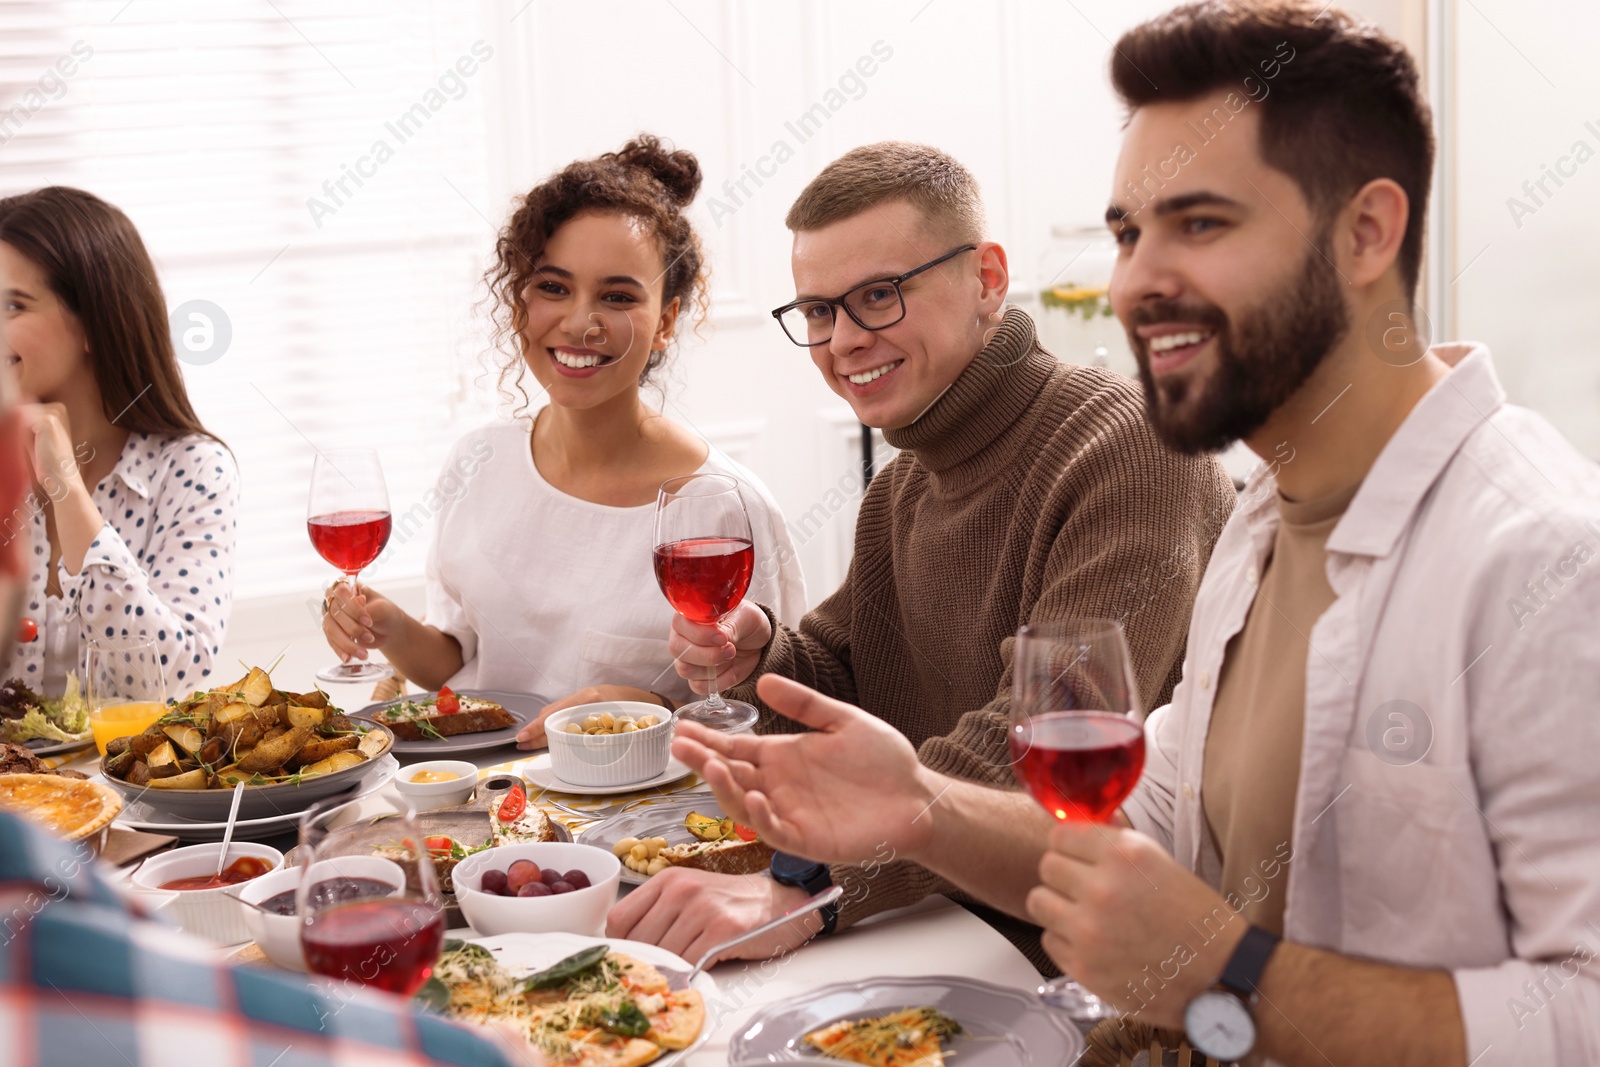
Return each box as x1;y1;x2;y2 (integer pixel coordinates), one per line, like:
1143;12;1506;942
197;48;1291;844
730;308;1237;971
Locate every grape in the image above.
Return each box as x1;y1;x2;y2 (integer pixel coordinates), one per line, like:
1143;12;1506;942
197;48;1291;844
506;859;542;893
563;870;591;890
479;869;510;896
539;867;564;887
518;881;553;897
549;881;575;895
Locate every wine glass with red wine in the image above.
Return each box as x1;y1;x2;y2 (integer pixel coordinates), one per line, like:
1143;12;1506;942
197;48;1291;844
297;797;444;996
1010;617;1147;1021
653;473;759;732
308;448;394;683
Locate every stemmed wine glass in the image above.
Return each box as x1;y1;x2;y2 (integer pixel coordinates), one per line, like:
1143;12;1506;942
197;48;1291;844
1010;617;1147;1021
297;797;444;996
308;448;394;683
653;473;759;732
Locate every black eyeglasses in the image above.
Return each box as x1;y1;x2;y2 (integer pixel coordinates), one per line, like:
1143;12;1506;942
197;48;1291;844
770;244;978;347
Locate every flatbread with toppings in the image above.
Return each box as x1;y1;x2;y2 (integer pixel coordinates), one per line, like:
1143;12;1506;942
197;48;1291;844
421;941;704;1066
804;1006;964;1067
0;773;121;841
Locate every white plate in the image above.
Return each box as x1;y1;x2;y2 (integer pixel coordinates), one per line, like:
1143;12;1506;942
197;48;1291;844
518;752;695;796
461;931;717;1065
106;755;400;841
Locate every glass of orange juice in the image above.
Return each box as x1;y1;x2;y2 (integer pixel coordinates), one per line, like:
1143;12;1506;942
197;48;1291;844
85;635;168;757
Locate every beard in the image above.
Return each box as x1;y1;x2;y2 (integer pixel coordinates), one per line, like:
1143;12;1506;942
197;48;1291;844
1129;240;1349;456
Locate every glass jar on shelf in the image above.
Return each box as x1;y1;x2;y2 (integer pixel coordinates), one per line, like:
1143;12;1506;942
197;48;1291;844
1034;224;1137;379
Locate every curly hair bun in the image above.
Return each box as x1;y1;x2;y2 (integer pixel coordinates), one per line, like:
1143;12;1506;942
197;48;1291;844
610;134;702;207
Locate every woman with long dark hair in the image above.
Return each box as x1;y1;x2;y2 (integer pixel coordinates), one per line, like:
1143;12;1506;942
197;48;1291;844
0;186;237;697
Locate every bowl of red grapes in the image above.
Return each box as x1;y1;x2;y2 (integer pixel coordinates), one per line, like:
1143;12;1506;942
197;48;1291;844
452;842;621;936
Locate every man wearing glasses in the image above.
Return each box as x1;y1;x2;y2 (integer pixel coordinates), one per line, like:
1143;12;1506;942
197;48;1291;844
608;141;1235;969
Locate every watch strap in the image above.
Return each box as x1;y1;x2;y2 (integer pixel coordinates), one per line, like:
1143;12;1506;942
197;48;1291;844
770;852;838;936
1218;923;1281;1001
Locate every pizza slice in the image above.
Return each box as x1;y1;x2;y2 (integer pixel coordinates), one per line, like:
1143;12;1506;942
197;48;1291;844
804;1006;963;1067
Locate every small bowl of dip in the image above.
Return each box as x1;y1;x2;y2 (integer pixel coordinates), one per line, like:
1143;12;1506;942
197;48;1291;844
130;841;284;944
393;760;478;810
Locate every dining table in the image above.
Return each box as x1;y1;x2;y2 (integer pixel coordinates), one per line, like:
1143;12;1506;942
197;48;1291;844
59;710;1064;1066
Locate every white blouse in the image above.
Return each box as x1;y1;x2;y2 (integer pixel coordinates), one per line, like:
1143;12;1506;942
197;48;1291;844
2;432;240;699
423;421;807;702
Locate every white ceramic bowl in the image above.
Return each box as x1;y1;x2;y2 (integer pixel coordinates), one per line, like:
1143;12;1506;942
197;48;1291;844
453;842;621;937
545;701;674;787
131;842;284;945
393;760;478;810
232;855;407;971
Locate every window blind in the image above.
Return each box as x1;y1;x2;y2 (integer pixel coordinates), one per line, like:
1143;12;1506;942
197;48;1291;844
0;0;503;603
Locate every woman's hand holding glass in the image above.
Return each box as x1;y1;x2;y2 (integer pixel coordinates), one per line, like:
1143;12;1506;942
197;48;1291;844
666;599;772;695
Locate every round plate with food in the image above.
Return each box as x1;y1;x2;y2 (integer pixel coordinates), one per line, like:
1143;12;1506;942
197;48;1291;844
728;975;1085;1064
0;772;122;842
96;666;396;821
419;933;715;1067
107;755;400;842
0;676;93;756
580;795;773;885
355;688;543;756
520;751;696;797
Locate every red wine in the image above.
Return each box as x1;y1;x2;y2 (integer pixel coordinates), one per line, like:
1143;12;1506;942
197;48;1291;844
301;899;443;995
653;537;754;624
308;510;392;573
1012;712;1145;823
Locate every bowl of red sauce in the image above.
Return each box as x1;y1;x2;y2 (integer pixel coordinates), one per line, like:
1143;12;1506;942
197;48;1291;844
131;842;284;944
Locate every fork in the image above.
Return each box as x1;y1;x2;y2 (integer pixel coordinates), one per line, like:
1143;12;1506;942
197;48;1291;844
654;885;845;991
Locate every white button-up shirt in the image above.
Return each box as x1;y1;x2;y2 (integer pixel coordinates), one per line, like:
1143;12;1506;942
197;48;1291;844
1;432;239;699
1123;344;1600;1065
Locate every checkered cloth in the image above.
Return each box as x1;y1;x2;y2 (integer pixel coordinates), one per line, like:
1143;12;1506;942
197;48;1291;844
0;812;525;1067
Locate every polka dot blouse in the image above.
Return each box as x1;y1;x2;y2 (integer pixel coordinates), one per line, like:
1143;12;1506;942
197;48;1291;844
2;432;240;698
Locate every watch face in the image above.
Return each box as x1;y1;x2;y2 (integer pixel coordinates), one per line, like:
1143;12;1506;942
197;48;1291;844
1185;991;1256;1061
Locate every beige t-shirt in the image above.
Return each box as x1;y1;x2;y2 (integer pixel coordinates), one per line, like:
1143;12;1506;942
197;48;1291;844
1202;481;1359;935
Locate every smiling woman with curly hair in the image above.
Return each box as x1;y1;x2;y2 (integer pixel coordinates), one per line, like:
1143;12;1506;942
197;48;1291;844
321;135;805;745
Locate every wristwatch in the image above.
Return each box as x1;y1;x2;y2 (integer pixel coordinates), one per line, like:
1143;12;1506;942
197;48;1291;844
1185;924;1280;1061
769;852;838;936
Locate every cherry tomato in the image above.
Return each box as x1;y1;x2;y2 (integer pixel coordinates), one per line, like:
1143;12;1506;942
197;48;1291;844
436;686;460;715
497;783;527;823
16;618;36;643
423;835;455;857
733;824;758;842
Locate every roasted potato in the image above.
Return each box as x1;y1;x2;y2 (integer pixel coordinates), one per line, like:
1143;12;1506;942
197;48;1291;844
105;736;131;758
214;701;253;726
163;724;206;757
129;726;168;757
287;704;327;730
291;690;330;711
290;734;359;767
239;667;273;707
358;730;390;759
148;741;178;768
147;768;209;790
126;762;150;786
235;724;314;773
299;750;366;777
